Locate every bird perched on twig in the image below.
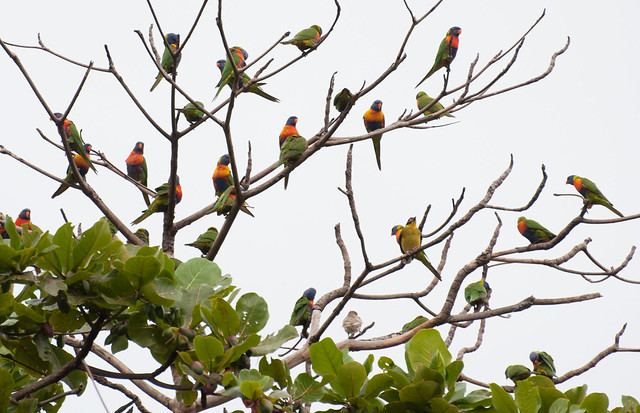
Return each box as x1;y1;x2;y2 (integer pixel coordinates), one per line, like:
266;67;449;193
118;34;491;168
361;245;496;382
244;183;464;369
363;100;385;170
464;280;491;311
52;143;93;198
290;287;316;338
150;32;181;92
416;26;461;87
529;351;556;378
185;227;219;255
391;217;441;280
342;311;362;338
517;216;556;244
126;141;150;206
281;25;322;51
566;175;623;217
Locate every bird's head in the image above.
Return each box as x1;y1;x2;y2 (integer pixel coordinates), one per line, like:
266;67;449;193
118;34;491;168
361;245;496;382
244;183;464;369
218;154;230;166
231;46;248;60
517;216;526;223
166;33;180;47
482;280;491;291
303;287;316;301
311;25;322;36
371;100;383;111
406;216;417;226
286;116;298;126
529;351;540;363
134;141;144;154
137;229;149;237
566;175;576;185
449;27;462;37
416;91;426;100
51;112;63;121
216;59;226;72
19;208;30;220
84;143;92;153
391;225;403;236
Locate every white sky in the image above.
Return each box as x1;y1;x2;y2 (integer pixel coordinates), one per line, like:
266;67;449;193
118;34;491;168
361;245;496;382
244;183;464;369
1;0;640;411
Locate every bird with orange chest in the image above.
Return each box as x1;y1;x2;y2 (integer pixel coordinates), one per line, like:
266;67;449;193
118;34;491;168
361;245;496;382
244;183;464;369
566;175;623;217
363;100;385;170
416;26;462;87
15;208;31;231
126;141;150;206
211;154;254;217
52;143;93;198
279;116;299;148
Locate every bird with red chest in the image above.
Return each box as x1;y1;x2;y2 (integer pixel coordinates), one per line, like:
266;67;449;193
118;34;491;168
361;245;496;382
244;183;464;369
126;141;150;206
279;116;299;148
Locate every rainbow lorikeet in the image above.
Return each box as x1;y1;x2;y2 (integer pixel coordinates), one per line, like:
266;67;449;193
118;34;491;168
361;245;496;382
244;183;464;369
281;25;322;51
529;351;556;378
150;32;181;92
505;365;532;384
51;113;96;173
416;92;453;117
131;177;182;225
333;88;353;112
211;155;254;217
177;102;205;124
566;175;623;217
277;134;307;190
363;100;385;170
517;216;556;244
0;212;7;240
126;141;150;206
215;59;279;102
464;280;491;311
185;227;219;255
214;47;248;100
290;287;316;338
391;218;441;280
416;26;462;87
279;116;299;147
401;315;429;332
126;228;149;246
52;143;92;198
14;208;31;231
342;310;362;338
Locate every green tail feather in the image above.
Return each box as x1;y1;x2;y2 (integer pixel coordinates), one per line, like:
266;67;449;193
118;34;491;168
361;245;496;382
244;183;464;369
150;73;163;92
51;183;70;199
417;251;441;280
142;191;151;207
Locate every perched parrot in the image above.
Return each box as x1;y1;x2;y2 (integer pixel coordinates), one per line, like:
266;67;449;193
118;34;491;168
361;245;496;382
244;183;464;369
517;216;556;244
464;280;491;311
416;26;461;87
215;59;279;102
211;155;254;217
529;351;556;378
185;227;219;255
128;229;150;246
279;116;300;148
14;208;31;231
277;134;307;190
290;287;316;337
214;47;249;100
0;212;7;240
52;143;92;198
416;91;453;117
51;113;96;173
401;315;429;332
211;190;255;218
566;175;623;217
131;177;182;225
505;365;532;384
363;100;385;170
342;310;362;338
281;25;322;51
150;32;181;92
333;88;353;112
177;101;205;124
126;141;150;206
392;218;441;280
99;217;119;236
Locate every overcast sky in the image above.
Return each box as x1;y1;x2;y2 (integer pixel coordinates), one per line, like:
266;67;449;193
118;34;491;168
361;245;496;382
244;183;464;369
2;0;639;411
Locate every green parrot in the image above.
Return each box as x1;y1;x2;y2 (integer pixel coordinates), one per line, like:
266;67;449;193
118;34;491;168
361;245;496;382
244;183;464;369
566;175;623;217
150;32;181;92
214;47;249;100
51;113;96;173
277;134;307;190
401;315;429;332
464;280;491;311
128;228;150;246
416;91;453;117
505;365;532;384
215;59;279;102
517;216;556;244
126;141;150;206
185;227;219;255
131;177;182;225
529;351;556;378
363;100;385;170
416;26;461;87
177;101;205;124
393;217;441;280
333;88;353;112
281;25;322;51
290;287;316;338
51;143;93;198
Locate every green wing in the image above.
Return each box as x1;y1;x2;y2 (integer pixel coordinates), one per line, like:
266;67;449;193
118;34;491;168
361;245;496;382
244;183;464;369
289;297;310;325
464;281;487;305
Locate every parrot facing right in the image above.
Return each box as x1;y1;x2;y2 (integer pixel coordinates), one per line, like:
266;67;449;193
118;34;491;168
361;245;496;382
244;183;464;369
505;365;532;384
277;134;307;190
131;177;182;225
363;100;385;170
566;175;623;217
416;26;461;87
281;25;322;51
185;227;219;255
150;32;181;92
279;116;300;148
51;113;96;173
416;91;453;117
290;287;316;338
177;102;205;124
126;141;150;206
517;216;556;244
529;351;556;378
464;280;491;311
392;218;441;280
52;143;92;198
333;88;353;112
342;311;362;338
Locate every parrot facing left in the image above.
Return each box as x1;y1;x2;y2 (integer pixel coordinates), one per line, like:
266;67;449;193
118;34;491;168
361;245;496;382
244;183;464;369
416;26;461;87
211;155;254;217
131;177;182;225
464;280;491;311
126;141;150;206
185;227;219;255
215;59;279;102
150;32;181;92
416;91;453;117
391;218;441;280
277;134;307;190
290;287;316;338
529;351;556;378
52;143;92;198
281;25;322;51
51;113;96;173
517;216;556;244
363;100;385;170
566;175;623;217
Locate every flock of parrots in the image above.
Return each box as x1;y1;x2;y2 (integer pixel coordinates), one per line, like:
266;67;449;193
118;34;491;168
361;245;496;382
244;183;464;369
0;24;625;386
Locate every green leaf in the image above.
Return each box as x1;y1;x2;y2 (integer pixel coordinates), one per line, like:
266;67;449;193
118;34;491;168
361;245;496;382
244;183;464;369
13;302;45;323
200;298;240;338
445;360;464;390
565;385;588;405
111;334;129;354
332;360;366;399
252;325;298;356
490;383;518;413
291;373;326;404
124;255;162;289
193;335;224;373
514;379;542;413
12;337;51;377
240;380;264;400
0;368;14;412
39;275;67;297
363;354;374;375
236;293;268;336
50;346;87;391
399;381;441;405
140;282;175;306
363;373;394;400
51;222;75;276
0;244;20;273
406;329;451;372
174;258;224;325
580;393;609;413
259;357;291;389
177;376;198;406
310;337;344;378
71;219;112;271
430;397;459;413
549;398;570;413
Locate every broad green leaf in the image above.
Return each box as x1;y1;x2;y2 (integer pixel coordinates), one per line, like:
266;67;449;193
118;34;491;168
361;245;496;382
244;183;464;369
414;365;445;392
291;373;326;404
12;337;51;377
514;379;542;413
236;293;268;336
50;346;87;391
363;354;374;375
51;222;75;275
363;373;394;400
310;337;343;378
174;258;224;325
580;393;609;413
252;325;298;356
124;255;162;288
0;244;20;273
565;385;588;405
200;298;240;338
259;357;291;389
240;380;264;400
0;368;14;411
214;334;260;372
71;220;112;271
193;335;224;373
177;376;197;406
13;302;45;323
111;334;129;354
445;360;464;390
430;397;459;413
622;395;640;411
453;388;493;409
39;275;67;297
333;361;366;399
550;398;570;413
406;329;451;372
490;383;518;413
539;386;568;413
399;381;441;405
140;282;175;307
